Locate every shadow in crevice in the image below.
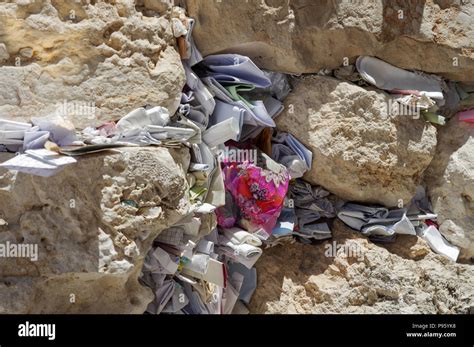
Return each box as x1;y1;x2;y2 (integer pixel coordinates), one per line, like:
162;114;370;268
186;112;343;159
379;234;428;260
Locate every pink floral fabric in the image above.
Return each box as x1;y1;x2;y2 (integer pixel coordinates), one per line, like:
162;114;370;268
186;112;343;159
216;145;289;235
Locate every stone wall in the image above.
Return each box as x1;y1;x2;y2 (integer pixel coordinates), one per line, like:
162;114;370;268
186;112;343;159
0;0;184;129
186;0;474;81
0;0;472;313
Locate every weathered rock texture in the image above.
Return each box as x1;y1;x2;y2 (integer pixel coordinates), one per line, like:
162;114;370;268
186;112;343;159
186;0;474;81
0;0;185;129
0;0;473;315
0;147;191;313
425;116;474;260
250;220;474;314
276;75;437;207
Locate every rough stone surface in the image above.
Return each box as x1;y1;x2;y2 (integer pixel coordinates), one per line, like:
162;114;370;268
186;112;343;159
0;0;185;129
425;116;474;260
0;0;472;315
186;0;474;81
0;43;8;62
276;75;437;207
250;220;474;314
0;147;191;313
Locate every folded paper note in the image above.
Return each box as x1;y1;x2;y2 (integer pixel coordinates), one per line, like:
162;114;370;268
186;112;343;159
203;54;271;88
356;56;444;99
421;226;460;262
0;149;77;177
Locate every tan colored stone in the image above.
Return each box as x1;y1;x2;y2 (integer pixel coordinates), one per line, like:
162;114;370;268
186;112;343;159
0;147;191;313
0;0;185;129
425;116;474;260
276;75;437;207
186;0;474;81
250;221;474;314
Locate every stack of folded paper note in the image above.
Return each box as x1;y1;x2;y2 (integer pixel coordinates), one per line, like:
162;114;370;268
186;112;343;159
1;10;467;317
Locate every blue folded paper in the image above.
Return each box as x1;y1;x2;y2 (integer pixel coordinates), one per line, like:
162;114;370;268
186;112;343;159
202;76;275;128
202;54;272;88
272;132;312;177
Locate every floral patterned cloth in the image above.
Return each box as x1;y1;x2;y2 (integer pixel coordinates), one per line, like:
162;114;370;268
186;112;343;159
216;144;290;236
